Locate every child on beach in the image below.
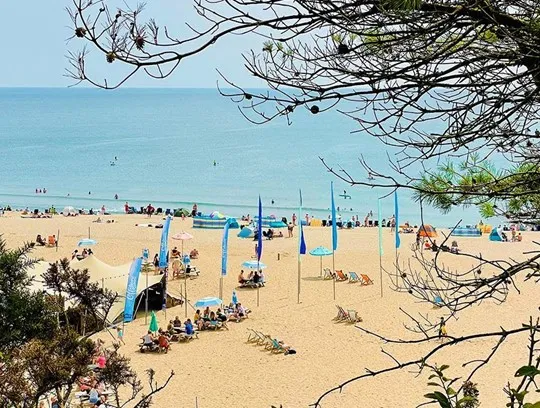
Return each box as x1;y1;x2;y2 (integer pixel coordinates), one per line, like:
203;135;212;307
438;317;448;341
116;326;125;345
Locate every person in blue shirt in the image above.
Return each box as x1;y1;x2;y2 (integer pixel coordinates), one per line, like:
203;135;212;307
184;319;194;335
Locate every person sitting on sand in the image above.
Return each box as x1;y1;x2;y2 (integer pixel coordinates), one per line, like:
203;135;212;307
167;321;175;335
157;331;171;352
431;240;439;251
203;307;211;320
238;270;248;284
216;309;228;323
184;319;195;335
171;247;180;257
259;270;265;286
205;311;220;329
72;249;79;260
173;316;182;328
141;331;155;347
450;240;459;254
236;303;248;319
190;249;199;259
517;233;523;242
194;310;205;330
253;270;260;285
36;234;46;246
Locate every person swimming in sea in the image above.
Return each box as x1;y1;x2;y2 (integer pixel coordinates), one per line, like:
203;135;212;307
213;160;217;166
114;194;118;200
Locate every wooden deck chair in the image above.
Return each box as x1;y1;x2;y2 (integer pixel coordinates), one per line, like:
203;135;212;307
347;310;363;324
337;306;349;321
360;274;374;285
323;268;335;280
333;305;344;321
335;270;348;281
247;329;259;343
348;271;361;283
269;338;287;354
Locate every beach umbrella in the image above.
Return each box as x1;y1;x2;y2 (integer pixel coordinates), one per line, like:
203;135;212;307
172;231;193;255
149;311;158;333
77;238;97;247
232;290;238;305
309;246;332;277
241;260;267;269
194;296;222;308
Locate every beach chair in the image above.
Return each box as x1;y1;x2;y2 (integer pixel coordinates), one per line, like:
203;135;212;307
247;329;260;343
348;272;361;283
323;268;335;280
334;306;349;322
347;310;363;324
335;270;348;281
333;305;343;321
360;274;374;285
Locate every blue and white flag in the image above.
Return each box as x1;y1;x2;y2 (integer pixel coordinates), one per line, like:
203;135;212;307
394;190;401;249
158;216;171;268
123;257;143;322
331;181;338;251
221;218;232;276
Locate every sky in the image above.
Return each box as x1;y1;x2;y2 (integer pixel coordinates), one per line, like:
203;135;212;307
0;1;266;88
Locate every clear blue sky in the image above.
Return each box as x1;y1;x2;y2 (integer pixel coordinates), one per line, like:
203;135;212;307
0;1;265;87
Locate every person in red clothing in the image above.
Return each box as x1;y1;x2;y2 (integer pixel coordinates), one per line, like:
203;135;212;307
124;202;129;213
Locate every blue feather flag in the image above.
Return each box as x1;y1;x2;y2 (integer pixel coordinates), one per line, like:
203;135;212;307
331;182;338;251
299;189;306;255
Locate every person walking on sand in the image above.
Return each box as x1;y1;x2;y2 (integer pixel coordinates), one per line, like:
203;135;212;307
288;222;294;238
116;326;125;345
438;317;448;341
292;213;297;226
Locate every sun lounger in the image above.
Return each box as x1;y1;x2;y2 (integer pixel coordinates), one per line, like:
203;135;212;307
347;310;363;323
333;305;349;322
348;271;361;283
269;338;286;353
360;274;374;285
335;270;348;281
323;268;335;280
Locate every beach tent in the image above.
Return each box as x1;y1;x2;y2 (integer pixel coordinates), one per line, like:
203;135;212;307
27;256;163;323
173;208;190;217
62;206;77;216
489;228;504;242
417;224;438;238
269;221;287;228
451;227;482;237
238;225;255;238
193;215;238;229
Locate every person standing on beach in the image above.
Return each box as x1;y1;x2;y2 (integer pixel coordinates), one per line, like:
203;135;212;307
116;326;125;345
124;202;129;213
288;222;294;238
292;213;297;226
438;317;448;341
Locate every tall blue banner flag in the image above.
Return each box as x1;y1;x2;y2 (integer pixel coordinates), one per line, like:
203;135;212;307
123;257;143;322
158;216;171;268
221;218;232;276
331;182;338;251
257;196;263;262
394;191;401;249
299;189;306;255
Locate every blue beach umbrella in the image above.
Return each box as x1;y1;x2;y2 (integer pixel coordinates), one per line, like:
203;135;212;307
241;260;267;269
232;290;238;305
309;246;332;277
194;297;223;308
78;238;97;247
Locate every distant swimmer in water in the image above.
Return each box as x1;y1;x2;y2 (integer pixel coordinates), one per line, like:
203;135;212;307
114;194;118;200
115;156;118;161
213;160;217;166
89;191;91;195
368;172;374;180
271;200;275;205
344;190;346;195
67;193;70;197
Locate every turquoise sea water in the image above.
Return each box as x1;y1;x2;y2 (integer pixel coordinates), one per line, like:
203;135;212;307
0;88;482;226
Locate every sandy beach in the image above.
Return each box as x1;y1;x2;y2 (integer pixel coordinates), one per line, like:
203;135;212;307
1;212;538;407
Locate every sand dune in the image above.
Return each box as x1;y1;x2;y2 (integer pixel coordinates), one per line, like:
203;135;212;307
1;212;538;407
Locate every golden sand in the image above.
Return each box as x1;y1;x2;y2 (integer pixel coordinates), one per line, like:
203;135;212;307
1;212;538;407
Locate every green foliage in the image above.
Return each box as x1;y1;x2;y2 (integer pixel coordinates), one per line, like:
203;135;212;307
424;365;480;408
414;156;540;222
0;237;56;351
380;0;422;12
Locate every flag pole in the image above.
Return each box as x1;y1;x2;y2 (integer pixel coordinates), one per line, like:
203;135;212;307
332;251;336;300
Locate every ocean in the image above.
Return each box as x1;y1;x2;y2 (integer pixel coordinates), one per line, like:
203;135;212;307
0;87;484;227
